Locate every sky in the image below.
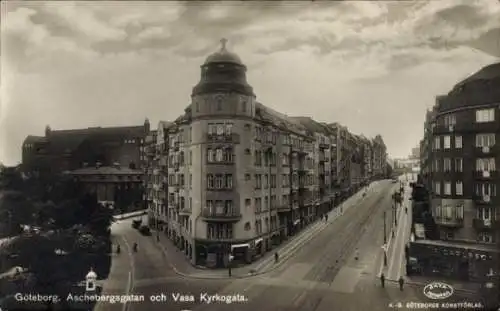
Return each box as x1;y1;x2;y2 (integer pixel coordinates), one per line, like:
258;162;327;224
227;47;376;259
1;0;500;165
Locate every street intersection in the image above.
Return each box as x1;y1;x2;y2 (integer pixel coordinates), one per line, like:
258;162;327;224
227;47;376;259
98;180;486;311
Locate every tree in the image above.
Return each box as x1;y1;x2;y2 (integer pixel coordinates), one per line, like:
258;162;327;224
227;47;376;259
0;191;36;234
0;166;25;192
79;193;113;236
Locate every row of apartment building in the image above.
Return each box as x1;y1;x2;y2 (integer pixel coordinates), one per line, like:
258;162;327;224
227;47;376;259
141;40;389;268
20;40;389;268
416;62;500;283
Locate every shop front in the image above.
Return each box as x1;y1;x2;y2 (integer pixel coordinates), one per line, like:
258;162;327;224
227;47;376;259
408;240;499;282
194;239;256;268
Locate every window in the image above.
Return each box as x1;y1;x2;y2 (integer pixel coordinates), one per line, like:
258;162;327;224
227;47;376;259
245;199;251;207
225;174;233;188
443;158;451;172
225;123;233;135
442;205;452;219
475;134;496;147
216;149;223;162
433;159;440;172
444;182;451;195
214;174;223;189
476;108;495;123
455;181;463;196
433;137;440;150
242;101;247;112
245;148;251;155
245;174;251;181
207;174;214;188
454;136;462;149
216;124;224;135
207;149;214;162
208;124;217;135
478;232;493;244
443;136;451;149
477;207;492;220
475;183;496;196
476;158;496;171
444;114;456;127
454;158;463;172
434;181;441;195
456;204;464;219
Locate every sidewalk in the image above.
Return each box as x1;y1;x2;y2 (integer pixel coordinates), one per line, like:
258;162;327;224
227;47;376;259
94;235;133;311
149;183;374;279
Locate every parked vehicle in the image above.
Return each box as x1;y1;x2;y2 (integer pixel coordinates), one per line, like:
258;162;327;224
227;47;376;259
139;225;151;236
132;219;142;229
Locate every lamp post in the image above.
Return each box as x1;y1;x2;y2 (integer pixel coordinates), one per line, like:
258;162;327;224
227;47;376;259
383;210;387;244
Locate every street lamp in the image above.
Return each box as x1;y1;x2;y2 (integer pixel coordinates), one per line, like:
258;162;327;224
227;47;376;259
383;211;387;244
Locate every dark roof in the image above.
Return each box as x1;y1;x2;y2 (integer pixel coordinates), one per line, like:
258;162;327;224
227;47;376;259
67;166;142;175
23;135;46;145
47;131;88;154
458;62;500;86
289;117;330;135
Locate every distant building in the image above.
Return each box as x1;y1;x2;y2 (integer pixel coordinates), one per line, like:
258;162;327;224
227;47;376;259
66;163;143;210
22;120;150;174
410;146;420;160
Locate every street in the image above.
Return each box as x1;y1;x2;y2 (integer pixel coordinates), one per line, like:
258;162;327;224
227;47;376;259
100;181;486;311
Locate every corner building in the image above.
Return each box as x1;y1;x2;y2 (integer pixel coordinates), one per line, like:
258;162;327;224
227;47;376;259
421;62;500;283
146;40;390;268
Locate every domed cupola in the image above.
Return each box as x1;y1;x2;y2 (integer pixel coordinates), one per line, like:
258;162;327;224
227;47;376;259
192;38;254;96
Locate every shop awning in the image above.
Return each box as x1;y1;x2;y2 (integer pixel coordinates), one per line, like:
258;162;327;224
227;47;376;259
293;219;300;225
231;243;249;250
255;238;263;244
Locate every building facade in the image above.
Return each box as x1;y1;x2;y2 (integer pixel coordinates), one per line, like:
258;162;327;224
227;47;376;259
418;62;500;283
144;39;390;268
22;120;150;174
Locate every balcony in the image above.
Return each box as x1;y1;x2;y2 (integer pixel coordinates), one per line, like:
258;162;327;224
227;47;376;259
178;207;192;216
201;209;241;222
473;145;500;156
473;194;494;205
473;170;498;180
277;204;291;212
206;133;241;144
473;218;500;230
434;217;464;228
174;142;180;151
319;142;329;149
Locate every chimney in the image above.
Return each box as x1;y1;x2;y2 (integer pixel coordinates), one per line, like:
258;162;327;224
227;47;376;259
96;161;102;169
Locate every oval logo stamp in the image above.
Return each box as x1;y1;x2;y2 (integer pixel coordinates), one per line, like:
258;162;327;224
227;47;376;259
423;282;454;300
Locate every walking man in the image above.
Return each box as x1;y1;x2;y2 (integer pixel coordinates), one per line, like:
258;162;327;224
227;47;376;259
398;277;404;291
380;273;385;288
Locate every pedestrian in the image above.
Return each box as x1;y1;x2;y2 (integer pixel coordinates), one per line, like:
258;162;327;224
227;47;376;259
325;214;328;222
354;248;359;260
380;273;385;288
405;207;408;214
398;277;404;291
274;252;279;263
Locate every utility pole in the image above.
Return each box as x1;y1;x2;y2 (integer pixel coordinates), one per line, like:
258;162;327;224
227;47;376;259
383;210;387;244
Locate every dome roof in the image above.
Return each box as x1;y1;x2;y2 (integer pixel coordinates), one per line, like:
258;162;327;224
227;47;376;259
203;38;243;65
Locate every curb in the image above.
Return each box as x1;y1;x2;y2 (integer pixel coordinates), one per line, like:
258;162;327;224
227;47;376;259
150;187;371;280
